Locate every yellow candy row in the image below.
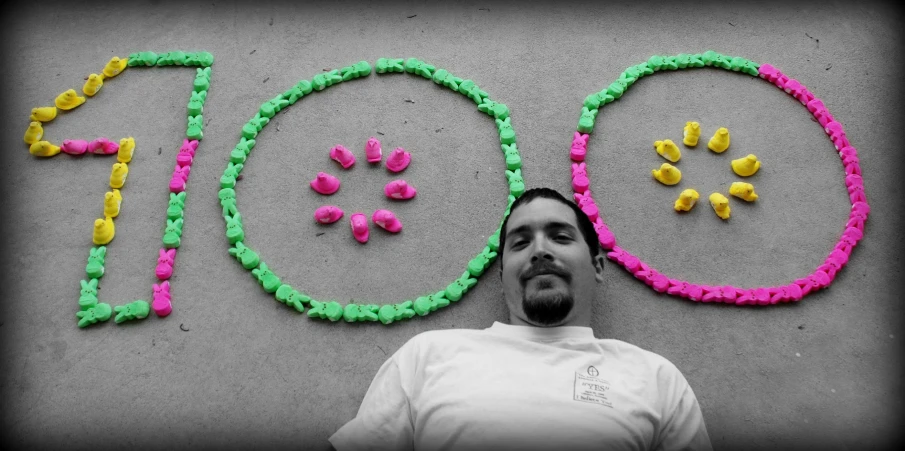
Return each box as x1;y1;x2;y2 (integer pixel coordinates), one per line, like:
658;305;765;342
654;122;731;164
652;121;762;186
24;56;129;154
653;153;762;186
22;55;131;243
27;136;135;161
93;158;131;245
673;182;759;219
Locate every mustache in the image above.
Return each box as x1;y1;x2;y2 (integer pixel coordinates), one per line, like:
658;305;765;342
520;260;571;283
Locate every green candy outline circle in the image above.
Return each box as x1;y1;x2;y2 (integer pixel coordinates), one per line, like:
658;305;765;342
219;57;522;324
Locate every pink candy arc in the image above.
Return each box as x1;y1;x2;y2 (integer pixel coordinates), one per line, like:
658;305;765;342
574;59;869;306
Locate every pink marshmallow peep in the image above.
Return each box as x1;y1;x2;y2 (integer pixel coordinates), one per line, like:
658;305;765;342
385;147;411;172
152;280;172;317
570;132;589;162
176;139;199;167
350;212;369;243
384;179;417;200
819;248;849;281
789;81;814;105
839;146;861;176
633;264;669;293
592;218;616;250
702;285;738;303
806;98;826;114
88;137;119;155
753;287;772;305
330;144;356;169
314;205;344;224
835;226;863;255
372;209;403;233
795;270;831;296
667;279;703;301
783;79;802;96
365;137;382;163
608;246;639;271
769;284;803;303
61;139;89;155
847;201;870;231
824;121;848;149
845;174;866;204
605;245;625;261
573;190;599;222
571;162;590;193
807;99;834;127
310;172;340;195
169;164;191;193
757;63;782;83
156;248;176;280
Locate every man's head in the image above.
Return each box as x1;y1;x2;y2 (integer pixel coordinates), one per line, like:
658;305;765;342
498;187;604;328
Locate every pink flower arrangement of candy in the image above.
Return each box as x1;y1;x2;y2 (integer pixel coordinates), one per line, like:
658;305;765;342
310;136;414;243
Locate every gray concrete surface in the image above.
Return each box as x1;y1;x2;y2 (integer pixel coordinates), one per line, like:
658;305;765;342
2;0;902;449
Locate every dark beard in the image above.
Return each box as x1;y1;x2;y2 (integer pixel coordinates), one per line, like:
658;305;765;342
522;288;574;326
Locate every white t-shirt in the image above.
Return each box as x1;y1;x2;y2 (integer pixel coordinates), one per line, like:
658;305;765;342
330;322;712;451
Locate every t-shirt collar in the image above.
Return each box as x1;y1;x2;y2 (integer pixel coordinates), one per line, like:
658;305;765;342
486;321;595;341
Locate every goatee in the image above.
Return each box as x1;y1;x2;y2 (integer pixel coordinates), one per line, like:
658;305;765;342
523;290;574;326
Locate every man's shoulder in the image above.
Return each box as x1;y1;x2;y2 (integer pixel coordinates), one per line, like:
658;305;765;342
387;327;489;362
598;338;682;372
406;327;487;344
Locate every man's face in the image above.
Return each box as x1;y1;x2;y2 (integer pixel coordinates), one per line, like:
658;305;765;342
501;198;603;327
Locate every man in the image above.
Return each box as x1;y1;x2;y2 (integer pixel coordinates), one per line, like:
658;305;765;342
329;187;712;450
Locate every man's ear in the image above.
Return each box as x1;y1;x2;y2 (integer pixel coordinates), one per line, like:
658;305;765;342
593;253;605;283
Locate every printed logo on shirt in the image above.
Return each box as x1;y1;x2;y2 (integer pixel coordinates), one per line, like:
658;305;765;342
587;365;599;377
573;371;613;408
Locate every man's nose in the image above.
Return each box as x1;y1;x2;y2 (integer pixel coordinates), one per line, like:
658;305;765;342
530;237;554;262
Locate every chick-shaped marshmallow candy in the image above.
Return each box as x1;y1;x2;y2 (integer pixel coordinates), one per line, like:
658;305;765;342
652;162;682;185
92;216;116;245
82;74;104;96
709;192;731;220
731;154;761;177
729;182;759;201
54;89;86;110
654;139;681;162
708;127;730;153
683;121;701;147
674;188;700;212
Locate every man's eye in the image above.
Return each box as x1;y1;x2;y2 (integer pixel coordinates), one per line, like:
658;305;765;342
555;234;573;241
511;240;528;249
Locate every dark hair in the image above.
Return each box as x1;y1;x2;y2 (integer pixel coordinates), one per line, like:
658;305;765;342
498;187;601;266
